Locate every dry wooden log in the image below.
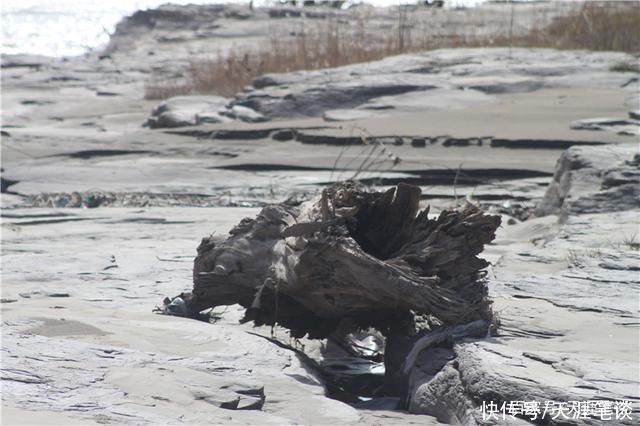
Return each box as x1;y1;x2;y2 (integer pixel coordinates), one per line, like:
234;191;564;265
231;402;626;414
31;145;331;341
181;182;501;339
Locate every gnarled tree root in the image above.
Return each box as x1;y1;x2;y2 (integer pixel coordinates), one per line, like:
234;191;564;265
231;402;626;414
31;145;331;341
169;182;501;401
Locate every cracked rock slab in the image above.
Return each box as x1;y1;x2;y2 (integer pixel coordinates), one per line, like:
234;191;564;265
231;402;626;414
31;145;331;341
535;144;640;218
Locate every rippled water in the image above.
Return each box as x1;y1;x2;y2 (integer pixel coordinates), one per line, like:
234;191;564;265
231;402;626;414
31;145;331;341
1;0;488;57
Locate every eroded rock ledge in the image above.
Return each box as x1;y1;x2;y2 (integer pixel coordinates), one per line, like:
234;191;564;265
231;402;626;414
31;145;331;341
535;144;640;219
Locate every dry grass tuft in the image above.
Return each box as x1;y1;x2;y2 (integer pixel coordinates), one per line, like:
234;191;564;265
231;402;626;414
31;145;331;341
144;78;193;100
610;60;640;73
145;17;402;99
623;233;640;251
518;2;640;52
145;2;640;100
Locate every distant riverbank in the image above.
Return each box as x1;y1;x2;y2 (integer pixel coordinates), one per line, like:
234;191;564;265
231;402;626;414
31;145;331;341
1;0;490;57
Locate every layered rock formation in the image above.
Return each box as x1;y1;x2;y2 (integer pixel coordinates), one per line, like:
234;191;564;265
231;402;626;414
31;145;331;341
2;2;638;424
535;145;640;219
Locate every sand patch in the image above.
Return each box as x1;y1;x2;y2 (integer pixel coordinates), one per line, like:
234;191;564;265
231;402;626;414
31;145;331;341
25;318;107;337
1;404;99;425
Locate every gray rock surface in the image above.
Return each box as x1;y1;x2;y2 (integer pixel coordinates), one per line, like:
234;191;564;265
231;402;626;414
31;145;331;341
2;2;639;424
407;146;639;423
146;95;230;128
535;145;640;218
145;96;268;127
233;49;636;121
570;117;640;136
1;206;443;425
101;1;588;81
411;339;637;425
486;210;638;422
223;105;267;123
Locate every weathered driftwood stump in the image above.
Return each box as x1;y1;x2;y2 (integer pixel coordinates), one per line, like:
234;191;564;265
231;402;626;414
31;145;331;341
176;182;500;393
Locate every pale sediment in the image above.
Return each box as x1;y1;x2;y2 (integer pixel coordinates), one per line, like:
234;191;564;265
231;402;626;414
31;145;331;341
1;2;639;424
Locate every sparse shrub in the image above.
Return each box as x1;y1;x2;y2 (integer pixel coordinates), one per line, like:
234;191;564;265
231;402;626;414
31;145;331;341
144;78;193;100
566;247;605;268
522;1;640;52
610;60;640;73
144;1;640;100
623;233;640;250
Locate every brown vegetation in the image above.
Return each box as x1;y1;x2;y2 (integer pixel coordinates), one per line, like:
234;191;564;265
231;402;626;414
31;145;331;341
610;60;640;73
145;2;640;100
516;1;640;52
